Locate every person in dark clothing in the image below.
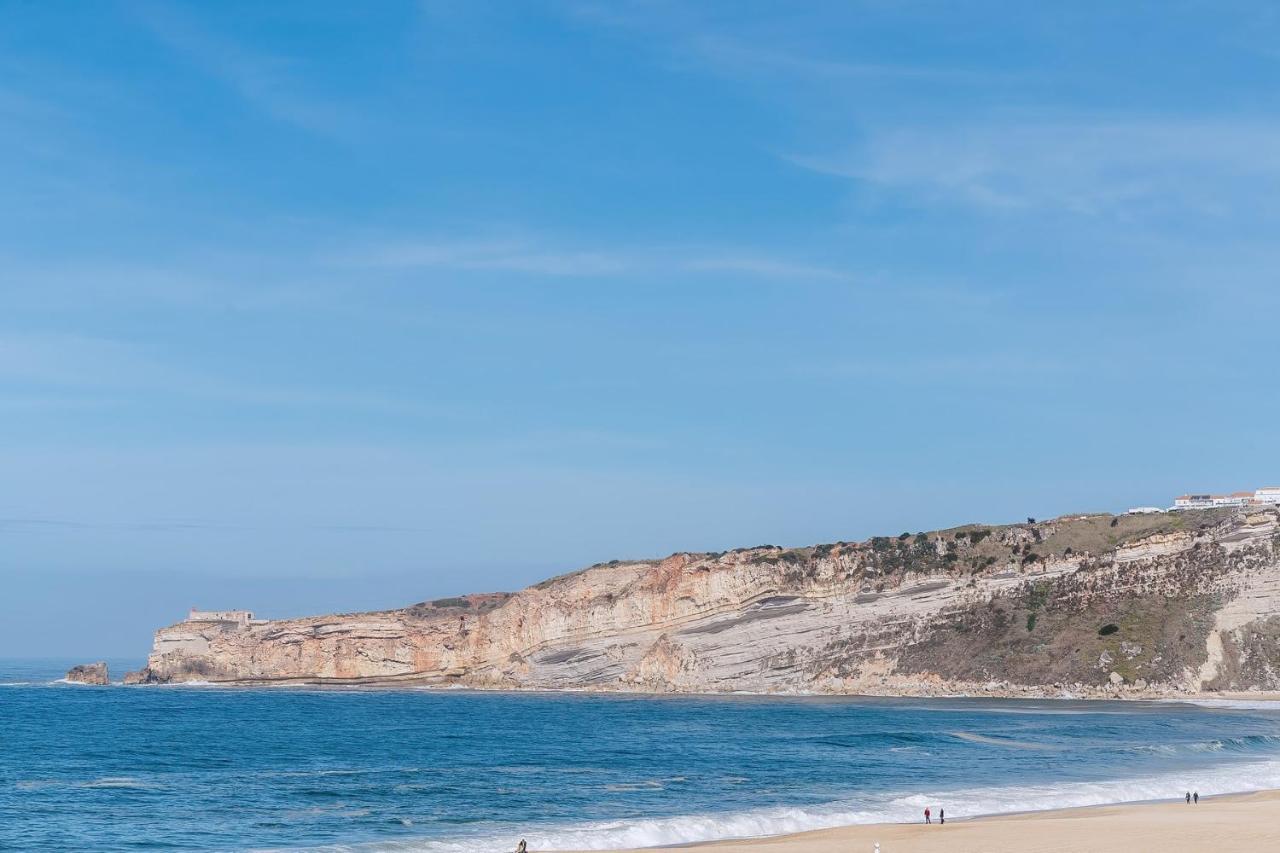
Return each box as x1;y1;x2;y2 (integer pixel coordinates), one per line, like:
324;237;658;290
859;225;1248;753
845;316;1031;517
1194;792;1199;804
516;840;527;853
939;808;945;825
924;807;931;824
1186;792;1192;804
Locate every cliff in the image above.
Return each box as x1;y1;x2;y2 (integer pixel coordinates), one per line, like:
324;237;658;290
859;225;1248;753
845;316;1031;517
127;507;1280;697
65;661;109;685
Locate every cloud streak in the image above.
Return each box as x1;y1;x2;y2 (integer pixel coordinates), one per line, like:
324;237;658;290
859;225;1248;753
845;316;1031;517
336;235;855;283
133;2;355;137
0;331;429;414
792;120;1280;217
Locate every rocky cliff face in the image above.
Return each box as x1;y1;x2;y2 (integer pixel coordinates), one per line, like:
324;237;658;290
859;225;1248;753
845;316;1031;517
66;662;109;685
128;507;1280;697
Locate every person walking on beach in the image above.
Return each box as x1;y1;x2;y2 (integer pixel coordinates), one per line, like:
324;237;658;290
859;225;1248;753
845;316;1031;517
515;840;527;853
1186;792;1191;804
1194;791;1199;804
924;807;931;824
939;807;945;825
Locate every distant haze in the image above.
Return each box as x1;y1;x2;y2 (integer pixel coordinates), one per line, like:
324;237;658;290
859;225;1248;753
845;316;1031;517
1;2;1277;657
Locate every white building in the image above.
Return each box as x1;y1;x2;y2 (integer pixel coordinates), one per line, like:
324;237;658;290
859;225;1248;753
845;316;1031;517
1172;487;1280;510
1125;506;1164;515
187;608;257;625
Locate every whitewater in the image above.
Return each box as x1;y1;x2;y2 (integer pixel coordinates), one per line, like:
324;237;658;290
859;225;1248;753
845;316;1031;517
4;659;1280;853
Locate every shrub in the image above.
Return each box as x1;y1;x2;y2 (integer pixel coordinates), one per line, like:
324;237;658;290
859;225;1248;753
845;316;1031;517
1026;613;1037;631
1099;623;1119;636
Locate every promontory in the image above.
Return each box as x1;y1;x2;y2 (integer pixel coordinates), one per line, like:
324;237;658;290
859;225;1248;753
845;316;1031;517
126;507;1280;698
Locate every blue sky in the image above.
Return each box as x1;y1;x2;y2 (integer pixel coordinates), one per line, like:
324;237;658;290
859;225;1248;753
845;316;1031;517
3;1;1279;657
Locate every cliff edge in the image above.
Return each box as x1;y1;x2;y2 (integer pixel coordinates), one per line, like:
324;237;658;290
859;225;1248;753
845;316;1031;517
127;507;1280;697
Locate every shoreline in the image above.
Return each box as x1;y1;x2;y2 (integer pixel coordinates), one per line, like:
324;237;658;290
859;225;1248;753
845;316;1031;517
103;677;1280;706
556;790;1280;853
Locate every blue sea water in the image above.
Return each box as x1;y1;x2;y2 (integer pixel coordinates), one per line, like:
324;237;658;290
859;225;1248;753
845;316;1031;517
4;658;1280;852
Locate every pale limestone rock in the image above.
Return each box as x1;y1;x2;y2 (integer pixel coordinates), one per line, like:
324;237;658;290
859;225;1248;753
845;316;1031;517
66;662;108;685
127;507;1280;698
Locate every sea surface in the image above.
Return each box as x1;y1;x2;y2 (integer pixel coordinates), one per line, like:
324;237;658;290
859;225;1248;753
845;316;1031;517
4;658;1280;852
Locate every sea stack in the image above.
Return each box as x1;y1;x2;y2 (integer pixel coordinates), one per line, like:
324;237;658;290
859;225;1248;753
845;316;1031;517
65;662;109;685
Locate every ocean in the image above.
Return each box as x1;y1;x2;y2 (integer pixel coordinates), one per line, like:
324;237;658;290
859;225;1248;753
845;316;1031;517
4;658;1280;852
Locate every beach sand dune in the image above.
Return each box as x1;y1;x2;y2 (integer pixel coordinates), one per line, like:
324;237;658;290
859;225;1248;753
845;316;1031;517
559;791;1280;853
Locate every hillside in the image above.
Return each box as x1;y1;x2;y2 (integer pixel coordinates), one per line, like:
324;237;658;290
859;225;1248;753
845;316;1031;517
126;506;1280;697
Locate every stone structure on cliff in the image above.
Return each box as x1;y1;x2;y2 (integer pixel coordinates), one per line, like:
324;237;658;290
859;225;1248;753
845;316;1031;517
65;662;109;685
126;507;1280;698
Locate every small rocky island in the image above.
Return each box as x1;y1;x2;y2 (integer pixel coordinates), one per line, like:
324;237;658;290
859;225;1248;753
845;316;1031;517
65;662;109;685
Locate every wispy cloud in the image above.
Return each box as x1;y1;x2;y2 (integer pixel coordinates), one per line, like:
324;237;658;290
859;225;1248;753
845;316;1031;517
792;120;1280;217
133;2;355;137
0;515;434;534
683;254;852;282
564;3;984;90
686;34;986;85
0;331;427;414
345;238;631;276
337;235;853;282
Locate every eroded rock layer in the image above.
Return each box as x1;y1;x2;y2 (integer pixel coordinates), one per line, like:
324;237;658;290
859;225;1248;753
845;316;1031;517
66;662;109;685
129;508;1280;697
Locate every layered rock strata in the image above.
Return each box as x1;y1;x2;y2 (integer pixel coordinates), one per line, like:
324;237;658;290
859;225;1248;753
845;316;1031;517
127;508;1280;697
66;662;109;685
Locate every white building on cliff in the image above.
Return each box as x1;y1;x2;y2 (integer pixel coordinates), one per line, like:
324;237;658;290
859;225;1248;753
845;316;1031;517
1172;488;1280;510
186;608;260;625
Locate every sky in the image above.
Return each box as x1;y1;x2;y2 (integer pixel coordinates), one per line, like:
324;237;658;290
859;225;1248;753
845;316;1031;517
3;1;1279;658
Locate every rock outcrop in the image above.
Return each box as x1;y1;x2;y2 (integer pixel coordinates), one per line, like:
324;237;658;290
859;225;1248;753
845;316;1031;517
65;662;109;685
130;507;1280;697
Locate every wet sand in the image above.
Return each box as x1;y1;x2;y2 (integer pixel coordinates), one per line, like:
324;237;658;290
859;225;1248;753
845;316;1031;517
558;790;1280;852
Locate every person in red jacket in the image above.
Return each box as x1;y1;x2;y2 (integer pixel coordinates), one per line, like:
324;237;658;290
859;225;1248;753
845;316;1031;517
924;807;931;824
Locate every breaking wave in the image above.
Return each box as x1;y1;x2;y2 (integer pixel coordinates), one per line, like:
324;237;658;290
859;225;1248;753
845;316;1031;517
305;756;1280;852
1182;698;1280;712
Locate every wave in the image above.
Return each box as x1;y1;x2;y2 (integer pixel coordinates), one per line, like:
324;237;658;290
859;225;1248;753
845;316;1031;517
1126;734;1280;756
1182;698;1280;711
296;755;1280;853
16;776;158;791
138;679;228;688
949;730;1060;750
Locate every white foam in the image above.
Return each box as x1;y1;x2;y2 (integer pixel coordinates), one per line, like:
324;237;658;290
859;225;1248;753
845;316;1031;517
1182;698;1280;711
82;776;155;789
140;679;228;688
17;776;157;791
294;756;1280;853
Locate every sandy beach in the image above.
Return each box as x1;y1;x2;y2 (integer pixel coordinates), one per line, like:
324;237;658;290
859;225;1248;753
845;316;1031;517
560;791;1280;853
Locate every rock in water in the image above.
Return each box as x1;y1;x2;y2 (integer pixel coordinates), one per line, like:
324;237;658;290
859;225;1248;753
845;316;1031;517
66;662;109;685
122;668;164;685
